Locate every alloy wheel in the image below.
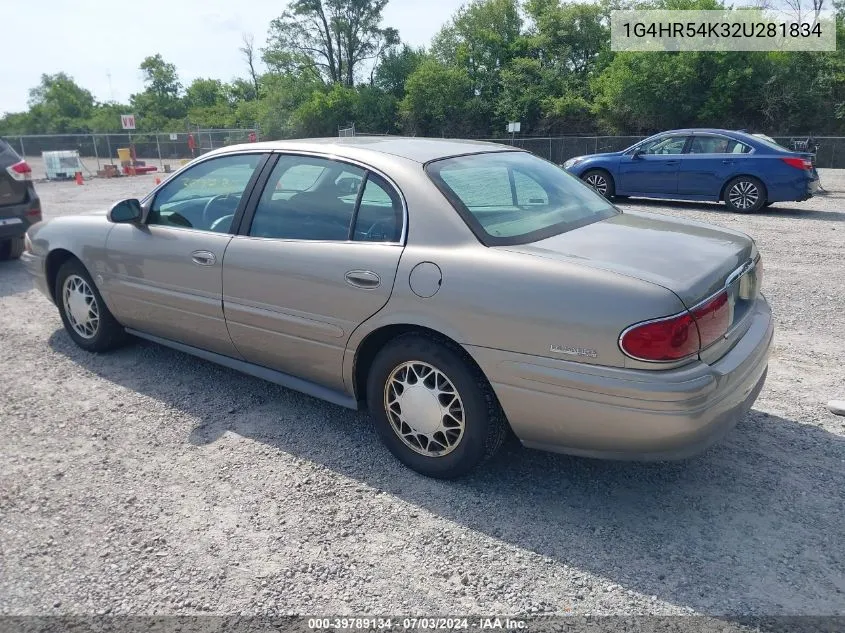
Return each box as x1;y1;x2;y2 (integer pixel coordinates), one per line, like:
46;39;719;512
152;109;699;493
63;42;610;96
585;174;608;196
383;361;466;457
729;180;759;210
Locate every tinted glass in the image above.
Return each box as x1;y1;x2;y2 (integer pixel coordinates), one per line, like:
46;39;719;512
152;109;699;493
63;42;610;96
249;155;365;241
149;154;262;231
426;152;618;245
688;136;751;154
352;175;403;242
640;136;688;155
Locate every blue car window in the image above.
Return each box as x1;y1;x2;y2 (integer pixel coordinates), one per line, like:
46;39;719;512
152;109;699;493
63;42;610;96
641;136;687;155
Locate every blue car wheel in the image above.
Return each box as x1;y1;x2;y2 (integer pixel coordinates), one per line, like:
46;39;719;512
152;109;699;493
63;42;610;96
581;169;615;199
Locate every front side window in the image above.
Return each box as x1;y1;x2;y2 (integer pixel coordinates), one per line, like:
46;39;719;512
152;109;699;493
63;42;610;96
149;153;263;232
638;136;688;155
248;155;402;242
426;151;618;246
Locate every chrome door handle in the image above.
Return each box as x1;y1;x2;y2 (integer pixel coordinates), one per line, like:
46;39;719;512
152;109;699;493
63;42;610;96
191;250;216;266
664;160;680;165
345;270;380;288
722;159;734;164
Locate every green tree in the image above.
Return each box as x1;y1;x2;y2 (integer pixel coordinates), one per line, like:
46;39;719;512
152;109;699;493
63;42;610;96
25;73;95;133
400;58;475;136
373;45;426;97
431;0;522;102
264;0;399;86
130;54;186;126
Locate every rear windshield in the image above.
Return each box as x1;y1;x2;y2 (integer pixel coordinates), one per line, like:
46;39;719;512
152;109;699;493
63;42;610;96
426;151;618;246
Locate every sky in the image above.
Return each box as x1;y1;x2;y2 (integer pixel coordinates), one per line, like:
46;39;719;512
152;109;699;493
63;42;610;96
0;0;467;115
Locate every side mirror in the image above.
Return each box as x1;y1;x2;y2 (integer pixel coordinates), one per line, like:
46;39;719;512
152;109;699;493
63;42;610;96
107;198;143;223
632;149;645;159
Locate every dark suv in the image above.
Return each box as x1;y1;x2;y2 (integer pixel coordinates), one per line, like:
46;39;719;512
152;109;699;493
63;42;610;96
0;138;42;260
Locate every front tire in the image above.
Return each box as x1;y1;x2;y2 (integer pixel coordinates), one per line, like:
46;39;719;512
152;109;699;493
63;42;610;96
55;259;128;352
581;169;615;199
724;176;766;213
366;334;508;479
0;237;24;261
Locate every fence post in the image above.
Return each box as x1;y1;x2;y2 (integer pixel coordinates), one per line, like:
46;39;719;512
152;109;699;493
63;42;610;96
155;133;163;169
19;137;25;159
105;135;112;164
92;134;100;171
594;137;598;154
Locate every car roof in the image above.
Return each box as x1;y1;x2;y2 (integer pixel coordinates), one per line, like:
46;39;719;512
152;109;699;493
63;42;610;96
207;136;521;164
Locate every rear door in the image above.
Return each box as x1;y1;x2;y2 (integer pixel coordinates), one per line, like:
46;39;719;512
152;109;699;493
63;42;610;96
617;135;689;194
677;134;753;196
222;153;406;392
103;152;268;356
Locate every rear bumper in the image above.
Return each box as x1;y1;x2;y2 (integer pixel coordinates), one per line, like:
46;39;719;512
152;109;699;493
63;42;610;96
467;297;773;460
0;195;41;240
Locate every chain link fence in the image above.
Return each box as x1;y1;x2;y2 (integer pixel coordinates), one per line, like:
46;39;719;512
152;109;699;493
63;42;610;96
6;129;845;180
4;128;259;179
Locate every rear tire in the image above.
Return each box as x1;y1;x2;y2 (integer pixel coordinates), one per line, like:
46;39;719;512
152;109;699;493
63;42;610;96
0;237;24;261
724;176;766;213
366;333;508;479
55;258;128;352
581;169;615;199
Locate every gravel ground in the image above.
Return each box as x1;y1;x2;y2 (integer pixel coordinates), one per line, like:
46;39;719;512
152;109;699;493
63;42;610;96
1;169;843;619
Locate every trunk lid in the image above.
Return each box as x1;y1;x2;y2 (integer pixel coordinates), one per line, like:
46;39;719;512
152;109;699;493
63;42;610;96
502;210;756;307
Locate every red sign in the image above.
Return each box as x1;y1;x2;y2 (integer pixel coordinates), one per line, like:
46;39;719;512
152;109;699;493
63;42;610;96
120;114;136;130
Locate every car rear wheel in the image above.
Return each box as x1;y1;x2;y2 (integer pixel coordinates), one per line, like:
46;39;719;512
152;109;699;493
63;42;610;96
55;259;128;352
366;334;508;479
724;176;766;213
581;169;615;199
0;237;24;261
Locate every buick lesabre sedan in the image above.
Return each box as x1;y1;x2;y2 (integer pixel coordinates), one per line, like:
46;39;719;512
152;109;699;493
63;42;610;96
23;138;773;478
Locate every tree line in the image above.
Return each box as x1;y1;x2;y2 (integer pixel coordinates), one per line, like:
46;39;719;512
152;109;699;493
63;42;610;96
1;0;844;140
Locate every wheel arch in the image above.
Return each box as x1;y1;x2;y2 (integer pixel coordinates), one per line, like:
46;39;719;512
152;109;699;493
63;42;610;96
350;322;492;407
45;248;80;303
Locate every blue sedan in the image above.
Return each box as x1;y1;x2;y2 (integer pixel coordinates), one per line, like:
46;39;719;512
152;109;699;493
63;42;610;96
563;129;820;212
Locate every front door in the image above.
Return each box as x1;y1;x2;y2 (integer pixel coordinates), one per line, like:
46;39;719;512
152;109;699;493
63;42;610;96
102;152;267;357
618;135;689;195
222;154;406;392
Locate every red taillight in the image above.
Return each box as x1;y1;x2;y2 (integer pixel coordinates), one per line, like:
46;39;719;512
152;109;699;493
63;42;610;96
690;290;730;348
619;312;700;361
6;160;32;181
620;289;733;362
781;157;812;170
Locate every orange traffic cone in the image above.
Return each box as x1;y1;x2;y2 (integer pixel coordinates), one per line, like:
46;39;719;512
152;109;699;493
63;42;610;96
75;171;84;185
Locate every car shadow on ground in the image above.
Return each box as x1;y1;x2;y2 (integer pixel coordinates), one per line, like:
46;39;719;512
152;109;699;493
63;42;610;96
617;198;845;222
0;259;33;299
48;331;845;617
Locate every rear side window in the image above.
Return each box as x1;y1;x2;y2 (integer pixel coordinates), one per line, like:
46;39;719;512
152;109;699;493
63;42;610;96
0;139;19;160
248;155;403;243
426;151;618;246
688;136;752;154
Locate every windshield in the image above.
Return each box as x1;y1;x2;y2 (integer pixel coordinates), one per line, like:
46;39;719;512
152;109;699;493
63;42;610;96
426;151;619;246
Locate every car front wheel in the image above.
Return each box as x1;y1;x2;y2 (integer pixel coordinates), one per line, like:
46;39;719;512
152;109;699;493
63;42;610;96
581;169;615;199
367;334;508;479
55;258;128;352
725;176;766;213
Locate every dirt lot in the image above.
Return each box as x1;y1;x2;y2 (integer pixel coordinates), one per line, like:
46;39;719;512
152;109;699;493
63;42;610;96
1;169;843;619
